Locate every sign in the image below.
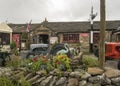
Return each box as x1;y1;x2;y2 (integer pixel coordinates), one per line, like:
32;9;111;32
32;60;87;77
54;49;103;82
21;42;25;48
50;37;58;44
80;33;89;37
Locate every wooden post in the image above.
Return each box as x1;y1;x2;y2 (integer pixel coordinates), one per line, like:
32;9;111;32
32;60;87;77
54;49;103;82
27;32;30;49
99;0;106;68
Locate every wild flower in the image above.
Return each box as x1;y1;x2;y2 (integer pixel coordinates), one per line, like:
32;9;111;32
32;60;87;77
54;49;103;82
53;54;71;71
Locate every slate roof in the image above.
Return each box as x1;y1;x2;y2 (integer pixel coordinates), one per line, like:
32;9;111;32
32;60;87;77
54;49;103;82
8;23;40;33
43;20;120;33
43;21;91;33
8;20;120;33
93;20;120;31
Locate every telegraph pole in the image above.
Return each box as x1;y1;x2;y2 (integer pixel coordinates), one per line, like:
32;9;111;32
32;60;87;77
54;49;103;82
99;0;106;68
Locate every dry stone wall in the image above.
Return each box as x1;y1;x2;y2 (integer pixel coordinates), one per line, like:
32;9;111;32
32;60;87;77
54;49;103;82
0;67;120;86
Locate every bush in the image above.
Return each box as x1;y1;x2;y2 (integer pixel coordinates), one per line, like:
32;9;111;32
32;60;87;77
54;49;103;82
10;41;20;56
20;75;31;86
82;56;99;67
27;56;53;72
6;56;22;68
10;41;16;49
0;75;31;86
0;76;14;86
53;54;72;71
14;49;20;56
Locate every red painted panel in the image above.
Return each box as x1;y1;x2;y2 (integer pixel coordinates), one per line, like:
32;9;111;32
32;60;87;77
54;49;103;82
12;34;20;48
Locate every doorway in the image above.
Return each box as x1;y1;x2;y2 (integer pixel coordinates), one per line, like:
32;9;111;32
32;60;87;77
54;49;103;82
39;34;49;44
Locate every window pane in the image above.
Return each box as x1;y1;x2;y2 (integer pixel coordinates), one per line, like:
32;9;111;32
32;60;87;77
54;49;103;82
63;34;79;43
0;33;10;45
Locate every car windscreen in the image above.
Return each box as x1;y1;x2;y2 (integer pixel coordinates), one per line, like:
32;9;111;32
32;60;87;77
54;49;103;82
32;47;48;52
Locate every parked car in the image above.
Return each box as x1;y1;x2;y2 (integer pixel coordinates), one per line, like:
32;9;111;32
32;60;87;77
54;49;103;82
26;44;49;58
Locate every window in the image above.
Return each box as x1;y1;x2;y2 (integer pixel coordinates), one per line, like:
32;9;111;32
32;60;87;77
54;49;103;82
0;33;10;45
63;34;79;43
93;33;100;44
117;34;120;42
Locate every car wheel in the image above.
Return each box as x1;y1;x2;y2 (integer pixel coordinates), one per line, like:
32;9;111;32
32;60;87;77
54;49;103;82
105;56;113;61
117;60;120;70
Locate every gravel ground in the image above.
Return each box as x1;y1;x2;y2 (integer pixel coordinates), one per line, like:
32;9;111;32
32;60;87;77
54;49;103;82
105;60;119;69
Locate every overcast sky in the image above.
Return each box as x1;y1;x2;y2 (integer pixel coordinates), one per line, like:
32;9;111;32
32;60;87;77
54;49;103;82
0;0;120;23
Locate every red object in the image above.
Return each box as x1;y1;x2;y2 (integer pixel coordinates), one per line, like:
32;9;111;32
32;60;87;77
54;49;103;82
32;57;38;62
56;61;61;65
12;34;20;48
80;33;89;37
105;42;120;59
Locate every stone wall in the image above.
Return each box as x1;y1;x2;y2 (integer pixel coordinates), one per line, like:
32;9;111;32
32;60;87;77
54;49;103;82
1;67;120;86
80;33;89;53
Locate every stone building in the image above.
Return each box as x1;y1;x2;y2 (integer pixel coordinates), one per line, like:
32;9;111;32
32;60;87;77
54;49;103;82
8;20;120;52
8;23;39;50
30;20;120;52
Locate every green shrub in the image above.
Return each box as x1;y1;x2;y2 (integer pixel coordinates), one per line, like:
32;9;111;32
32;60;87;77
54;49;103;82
0;76;15;86
14;49;20;56
10;41;20;56
10;41;16;49
28;56;53;72
20;75;31;86
82;56;99;67
53;54;72;71
6;56;22;68
0;75;31;86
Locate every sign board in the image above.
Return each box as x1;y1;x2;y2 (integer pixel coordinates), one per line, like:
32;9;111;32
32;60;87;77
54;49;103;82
21;42;25;48
50;37;58;44
80;33;89;37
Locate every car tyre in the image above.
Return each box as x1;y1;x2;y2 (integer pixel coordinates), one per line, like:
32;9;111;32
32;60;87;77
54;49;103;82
117;60;120;70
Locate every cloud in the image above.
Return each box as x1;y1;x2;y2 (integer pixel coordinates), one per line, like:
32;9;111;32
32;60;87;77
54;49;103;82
0;0;119;23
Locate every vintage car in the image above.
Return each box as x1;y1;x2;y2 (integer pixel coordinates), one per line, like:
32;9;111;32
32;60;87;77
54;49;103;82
26;44;49;58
